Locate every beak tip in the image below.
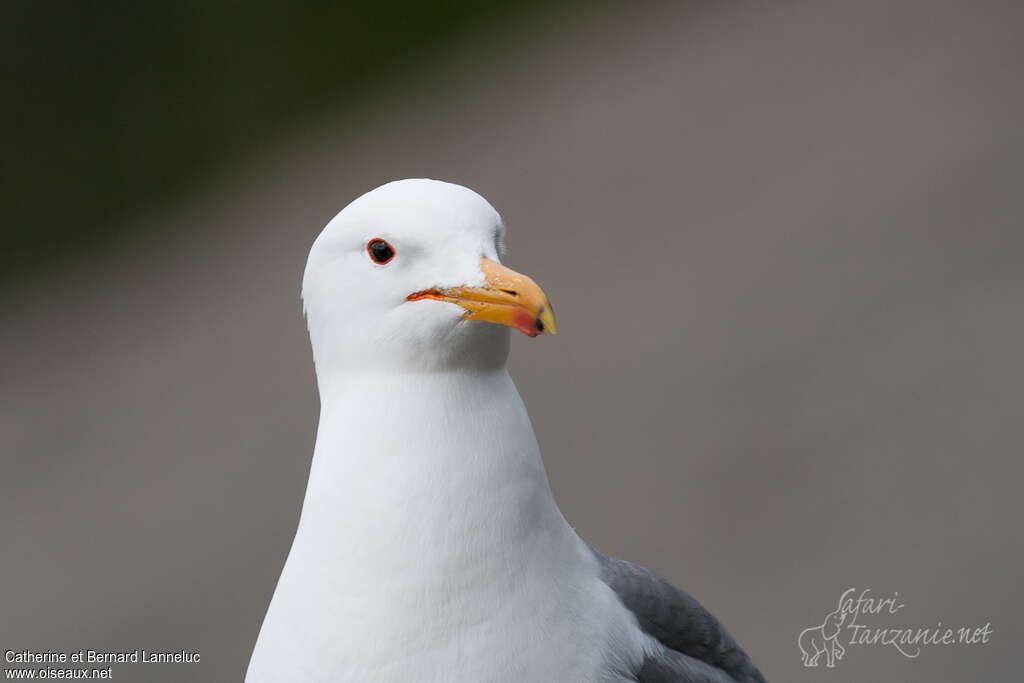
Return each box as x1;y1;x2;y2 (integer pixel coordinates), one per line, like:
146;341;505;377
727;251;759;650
537;305;557;336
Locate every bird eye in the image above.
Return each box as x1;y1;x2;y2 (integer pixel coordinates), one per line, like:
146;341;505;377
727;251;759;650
367;239;395;265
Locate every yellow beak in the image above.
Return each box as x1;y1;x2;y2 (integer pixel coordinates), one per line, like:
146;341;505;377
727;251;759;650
408;258;557;337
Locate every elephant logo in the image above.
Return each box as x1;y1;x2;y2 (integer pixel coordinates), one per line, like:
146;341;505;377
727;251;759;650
798;606;847;668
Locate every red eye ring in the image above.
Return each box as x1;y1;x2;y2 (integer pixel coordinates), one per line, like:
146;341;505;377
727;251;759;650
367;238;395;264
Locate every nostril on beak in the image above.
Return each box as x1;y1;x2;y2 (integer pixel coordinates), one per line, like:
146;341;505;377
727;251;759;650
499;288;519;297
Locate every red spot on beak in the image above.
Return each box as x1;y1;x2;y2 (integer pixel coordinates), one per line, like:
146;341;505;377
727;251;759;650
513;309;540;337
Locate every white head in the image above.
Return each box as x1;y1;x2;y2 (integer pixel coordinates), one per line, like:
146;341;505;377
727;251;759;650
302;179;556;381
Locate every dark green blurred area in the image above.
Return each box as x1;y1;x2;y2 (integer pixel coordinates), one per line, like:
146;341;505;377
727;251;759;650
1;0;554;279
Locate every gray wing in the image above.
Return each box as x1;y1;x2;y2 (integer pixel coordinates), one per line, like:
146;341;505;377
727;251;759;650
593;550;767;683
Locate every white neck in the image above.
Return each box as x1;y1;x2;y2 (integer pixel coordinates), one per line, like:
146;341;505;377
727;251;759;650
268;369;584;643
298;369;568;574
249;368;643;682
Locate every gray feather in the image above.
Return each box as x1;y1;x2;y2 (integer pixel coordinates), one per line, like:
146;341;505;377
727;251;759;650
593;550;767;683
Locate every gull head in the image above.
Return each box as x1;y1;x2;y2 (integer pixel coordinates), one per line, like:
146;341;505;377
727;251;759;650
302;179;556;376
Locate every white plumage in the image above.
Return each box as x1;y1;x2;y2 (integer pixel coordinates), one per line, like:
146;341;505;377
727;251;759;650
246;179;763;683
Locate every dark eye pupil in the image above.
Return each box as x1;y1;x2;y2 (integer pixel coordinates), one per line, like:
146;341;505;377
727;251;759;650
368;239;394;264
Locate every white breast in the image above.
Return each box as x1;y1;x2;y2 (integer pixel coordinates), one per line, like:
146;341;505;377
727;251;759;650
246;370;648;682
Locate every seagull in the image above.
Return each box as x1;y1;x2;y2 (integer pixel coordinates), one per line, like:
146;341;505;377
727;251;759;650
246;179;766;683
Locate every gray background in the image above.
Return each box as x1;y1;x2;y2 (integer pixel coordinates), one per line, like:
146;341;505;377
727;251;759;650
3;1;1022;681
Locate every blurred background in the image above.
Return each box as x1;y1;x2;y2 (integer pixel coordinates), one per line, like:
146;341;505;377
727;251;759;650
3;1;1022;681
